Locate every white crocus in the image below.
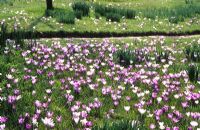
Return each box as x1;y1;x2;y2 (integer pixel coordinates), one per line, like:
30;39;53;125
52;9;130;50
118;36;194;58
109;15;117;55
157;97;162;103
174;94;179;99
138;108;146;114
186;112;190;117
159;122;165;130
190;121;198;127
171;106;175;110
74;117;80;124
124;106;130;112
32;118;38;126
6;74;13;79
42;117;55;128
0;124;5;130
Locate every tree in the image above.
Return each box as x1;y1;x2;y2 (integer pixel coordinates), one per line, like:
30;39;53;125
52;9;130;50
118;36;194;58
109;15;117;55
46;0;53;10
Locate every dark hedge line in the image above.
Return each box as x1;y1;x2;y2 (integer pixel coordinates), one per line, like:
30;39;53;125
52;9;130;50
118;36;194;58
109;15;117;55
4;30;200;39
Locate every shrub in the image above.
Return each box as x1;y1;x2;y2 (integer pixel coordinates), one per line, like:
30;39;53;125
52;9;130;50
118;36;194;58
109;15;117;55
57;13;75;24
74;10;83;19
0;60;9;81
142;8;171;19
142;9;156;19
13;26;25;48
185;0;193;4
94;4;136;20
187;64;199;83
45;9;75;24
174;5;200;18
45;9;52;17
92;120;141;130
168;16;184;24
155;51;170;63
114;49;135;67
72;1;90;16
185;44;200;62
0;22;7;50
106;13;121;22
95;13;100;19
113;48;168;67
94;4;106;16
141;5;200;23
0;0;12;5
114;49;147;67
124;9;136;19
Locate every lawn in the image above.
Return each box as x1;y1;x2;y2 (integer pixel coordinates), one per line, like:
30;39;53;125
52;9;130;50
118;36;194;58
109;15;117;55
0;0;200;35
1;0;200;129
0;35;200;129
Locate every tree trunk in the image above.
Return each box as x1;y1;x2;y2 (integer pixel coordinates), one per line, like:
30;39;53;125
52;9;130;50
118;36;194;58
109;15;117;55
46;0;53;10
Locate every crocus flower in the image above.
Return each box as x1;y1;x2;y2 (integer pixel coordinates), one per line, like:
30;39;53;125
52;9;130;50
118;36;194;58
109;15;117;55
25;123;32;129
41;117;55;128
138;108;146;114
6;74;13;80
85;121;92;127
149;123;156;129
124;106;130;112
0;117;7;123
18;116;25;124
190;121;198;127
0;124;5;130
56;116;62;123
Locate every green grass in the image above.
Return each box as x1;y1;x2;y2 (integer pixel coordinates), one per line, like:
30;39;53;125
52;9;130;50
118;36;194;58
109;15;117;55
45;8;75;24
1;36;200;129
0;0;200;34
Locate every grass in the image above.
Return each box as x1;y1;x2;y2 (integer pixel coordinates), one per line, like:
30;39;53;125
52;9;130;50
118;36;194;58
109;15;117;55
1;35;200;129
94;4;136;21
72;1;90;17
1;0;200;129
0;0;200;34
45;8;75;24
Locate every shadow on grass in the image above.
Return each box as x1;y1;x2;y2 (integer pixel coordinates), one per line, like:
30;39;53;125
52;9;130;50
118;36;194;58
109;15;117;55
27;8;75;31
27;16;43;31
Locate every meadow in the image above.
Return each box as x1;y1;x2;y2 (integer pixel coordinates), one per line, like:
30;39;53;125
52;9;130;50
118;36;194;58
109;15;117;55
0;34;200;129
1;0;200;130
0;0;200;34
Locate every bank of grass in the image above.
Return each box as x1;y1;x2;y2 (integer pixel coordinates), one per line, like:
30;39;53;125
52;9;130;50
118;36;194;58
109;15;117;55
0;0;200;34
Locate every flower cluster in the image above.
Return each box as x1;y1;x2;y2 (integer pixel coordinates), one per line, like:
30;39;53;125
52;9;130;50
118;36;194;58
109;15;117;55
1;37;200;129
